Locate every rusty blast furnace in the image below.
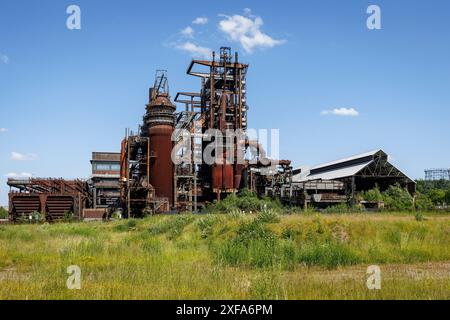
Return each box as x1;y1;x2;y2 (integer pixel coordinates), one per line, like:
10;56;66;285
120;47;286;216
6;47;417;221
120;71;176;216
183;47;249;201
145;77;176;205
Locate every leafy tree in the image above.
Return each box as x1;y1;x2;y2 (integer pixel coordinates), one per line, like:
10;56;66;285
207;189;281;213
361;186;383;202
382;184;414;211
428;189;446;205
415;193;434;211
416;179;450;193
415;180;427;194
0;207;8;219
445;190;450;205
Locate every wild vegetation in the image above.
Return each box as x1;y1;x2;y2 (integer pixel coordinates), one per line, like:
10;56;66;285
206;189;283;214
0;210;449;299
0;187;449;299
0;207;8;219
416;179;450;208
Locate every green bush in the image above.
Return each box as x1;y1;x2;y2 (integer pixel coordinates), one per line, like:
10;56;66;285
196;215;220;239
148;215;194;239
111;211;123;219
428;189;446;206
382;185;414;211
416;179;450;194
215;220;279;268
256;209;280;223
414;211;425;222
415;193;434;211
207;189;282;214
322;203;350;214
31;211;41;223
62;211;76;223
446;190;450;205
114;219;138;232
0;207;8;219
361;186;384;202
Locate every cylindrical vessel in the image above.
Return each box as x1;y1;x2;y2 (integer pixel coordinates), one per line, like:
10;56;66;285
145;93;175;206
234;164;244;190
223;164;234;190
212;165;223;190
149;125;174;204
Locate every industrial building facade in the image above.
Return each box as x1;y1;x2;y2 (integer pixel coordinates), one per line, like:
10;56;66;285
89;152;121;209
6;47;417;220
7;178;90;221
278;149;416;207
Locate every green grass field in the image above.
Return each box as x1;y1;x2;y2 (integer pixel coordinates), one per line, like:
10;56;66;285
0;212;449;300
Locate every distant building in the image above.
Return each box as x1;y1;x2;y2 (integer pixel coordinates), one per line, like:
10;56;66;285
289;149;416;207
89;152;120;209
424;168;450;181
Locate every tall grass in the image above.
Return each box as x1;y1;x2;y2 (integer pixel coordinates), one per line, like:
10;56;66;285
0;213;449;299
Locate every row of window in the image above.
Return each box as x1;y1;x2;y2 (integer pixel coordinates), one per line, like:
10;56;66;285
93;163;120;171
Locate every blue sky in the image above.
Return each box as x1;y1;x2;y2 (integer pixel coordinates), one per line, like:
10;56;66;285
1;0;450;206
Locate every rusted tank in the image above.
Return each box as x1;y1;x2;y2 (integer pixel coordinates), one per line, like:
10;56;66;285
7;178;88;221
212;159;235;191
234;163;244;190
212;165;223;190
223;164;234;190
145;92;176;206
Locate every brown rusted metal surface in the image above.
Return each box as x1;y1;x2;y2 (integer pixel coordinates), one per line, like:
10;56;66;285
92;152;120;162
83;208;107;220
7;178;88;221
120;48;293;214
212;165;223;190
145;74;176;206
120;71;176;216
222;164;233;190
177;47;250;201
148;125;174;205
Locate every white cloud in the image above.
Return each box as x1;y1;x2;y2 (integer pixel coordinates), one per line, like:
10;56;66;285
11;152;38;161
0;128;7;133
5;172;33;179
218;13;285;53
243;8;253;16
321;108;360;117
181;26;194;38
176;42;212;58
0;53;9;64
192;17;208;25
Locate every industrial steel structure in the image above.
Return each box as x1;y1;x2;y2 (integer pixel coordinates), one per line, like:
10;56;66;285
175;47;250;203
120;70;175;216
7;178;90;221
425;168;450;181
89;152;121;209
6;47;419;220
285;149;416;207
120;48;289;215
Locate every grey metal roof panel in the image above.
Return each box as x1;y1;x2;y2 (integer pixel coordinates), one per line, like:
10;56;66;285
310;149;381;171
298;160;373;182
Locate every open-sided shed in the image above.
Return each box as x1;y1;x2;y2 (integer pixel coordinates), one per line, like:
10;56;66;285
292;149;416;205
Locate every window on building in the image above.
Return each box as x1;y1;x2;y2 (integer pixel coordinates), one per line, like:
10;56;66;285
94;163;120;171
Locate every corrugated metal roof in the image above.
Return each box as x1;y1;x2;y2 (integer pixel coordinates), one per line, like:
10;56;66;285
310;149;381;170
297;160;373;182
292;166;311;182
